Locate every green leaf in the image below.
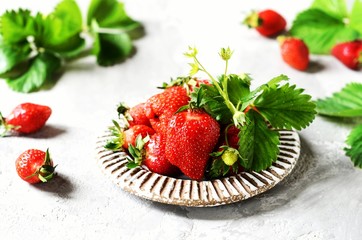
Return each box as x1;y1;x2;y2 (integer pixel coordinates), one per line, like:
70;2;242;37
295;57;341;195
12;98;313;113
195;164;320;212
40;0;84;55
290;9;360;54
0;41;31;77
93;31;133;66
254;84;316;130
244;74;289;108
87;0;140;28
5;52;61;93
350;0;362;35
0;9;36;44
316;83;362;117
238;110;280;171
311;0;348;20
345;124;362;168
221;74;251;106
190;84;232;124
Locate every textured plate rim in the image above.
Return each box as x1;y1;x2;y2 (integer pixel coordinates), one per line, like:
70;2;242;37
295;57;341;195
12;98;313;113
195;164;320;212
96;129;300;207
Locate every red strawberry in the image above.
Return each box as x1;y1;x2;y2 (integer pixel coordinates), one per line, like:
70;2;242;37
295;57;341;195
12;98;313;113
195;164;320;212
244;9;286;37
226;125;240;148
165;110;220;180
278;36;309;71
128;103;151;127
332;40;362;70
143;133;179;176
123;125;155;149
105;123;155;151
15;149;56;184
144;86;190;133
0;103;51;136
188;79;211;92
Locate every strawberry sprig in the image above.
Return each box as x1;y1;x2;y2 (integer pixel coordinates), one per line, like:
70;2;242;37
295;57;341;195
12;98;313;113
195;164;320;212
186;47;316;172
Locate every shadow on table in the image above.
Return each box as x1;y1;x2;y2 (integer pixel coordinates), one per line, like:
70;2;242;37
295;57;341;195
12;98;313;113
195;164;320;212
25;125;67;139
307;60;324;73
32;174;75;199
148;135;342;220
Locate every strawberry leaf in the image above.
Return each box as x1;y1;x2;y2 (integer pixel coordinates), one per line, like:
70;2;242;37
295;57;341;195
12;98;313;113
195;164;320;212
40;0;84;57
0;9;36;44
345;124;362;168
290;8;360;54
350;0;362;36
311;0;348;20
220;74;251;106
93;31;133;66
87;0;140;28
5;52;61;93
238;110;280;171
316;83;362;117
254;84;316;130
190;84;232;124
0;41;31;77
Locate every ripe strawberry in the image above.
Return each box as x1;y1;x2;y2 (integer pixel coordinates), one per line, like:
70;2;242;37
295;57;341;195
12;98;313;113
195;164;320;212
165;110;220;180
105;123;155;150
188;79;211;92
244;9;286;37
278;36;309;71
332;40;362;70
128;103;151;126
117;103;151;127
0;103;51;136
144;86;189;133
123;125;155;149
225;125;240;148
143;133;179;176
15;149;56;184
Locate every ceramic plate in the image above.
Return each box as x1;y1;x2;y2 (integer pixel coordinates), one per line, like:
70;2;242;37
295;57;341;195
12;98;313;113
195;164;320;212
96;129;300;207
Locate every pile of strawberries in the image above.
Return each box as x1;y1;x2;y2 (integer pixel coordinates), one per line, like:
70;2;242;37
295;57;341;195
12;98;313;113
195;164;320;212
106;79;241;181
244;9;362;70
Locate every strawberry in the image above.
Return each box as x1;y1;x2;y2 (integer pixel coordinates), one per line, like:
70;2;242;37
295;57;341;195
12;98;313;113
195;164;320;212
117;103;151;127
123;125;155;149
165;110;220;180
128;103;151;126
143;133;179;176
15;149;56;184
105;122;155;150
0;103;52;136
188;79;211;92
244;9;286;37
225;125;240;148
144;86;189;133
331;40;362;70
278;36;309;71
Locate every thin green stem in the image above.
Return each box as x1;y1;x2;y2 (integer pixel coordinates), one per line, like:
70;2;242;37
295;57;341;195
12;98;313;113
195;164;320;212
193;56;237;114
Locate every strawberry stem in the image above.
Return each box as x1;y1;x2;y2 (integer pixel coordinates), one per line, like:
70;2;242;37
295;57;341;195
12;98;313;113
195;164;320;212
189;48;245;126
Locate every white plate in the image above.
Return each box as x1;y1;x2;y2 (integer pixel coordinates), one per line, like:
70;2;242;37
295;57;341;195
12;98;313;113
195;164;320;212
96;129;300;207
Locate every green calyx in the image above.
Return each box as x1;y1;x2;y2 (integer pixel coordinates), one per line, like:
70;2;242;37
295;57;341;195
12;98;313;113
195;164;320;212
116;102;130;117
0;112;19;137
26;148;56;183
104;120;126;150
126;134;150;169
243;11;261;28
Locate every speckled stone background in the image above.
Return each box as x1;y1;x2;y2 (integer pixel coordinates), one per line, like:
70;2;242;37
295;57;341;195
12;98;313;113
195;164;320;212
1;0;361;239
